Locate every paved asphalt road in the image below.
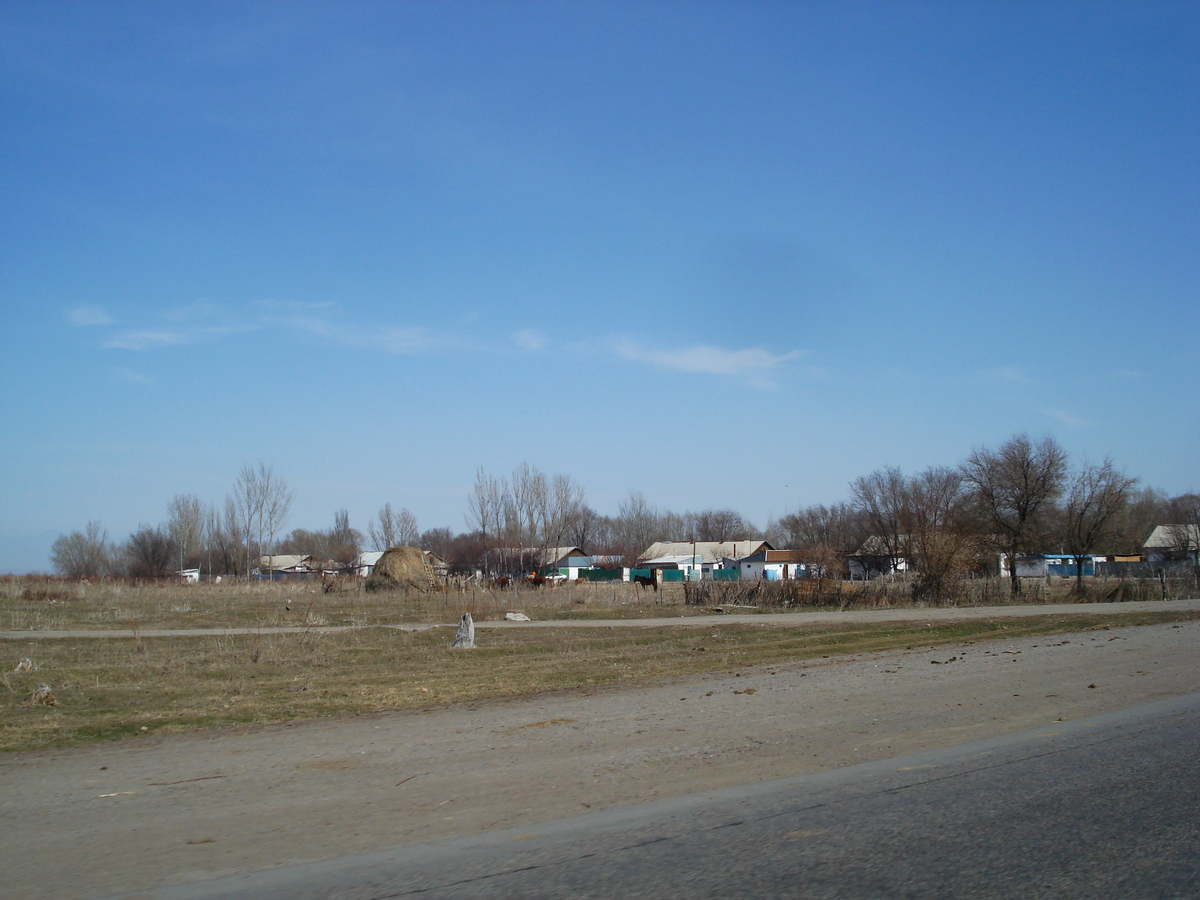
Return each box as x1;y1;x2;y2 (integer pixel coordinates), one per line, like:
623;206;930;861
116;693;1200;900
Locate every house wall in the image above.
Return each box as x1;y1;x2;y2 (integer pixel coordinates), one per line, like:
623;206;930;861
1000;555;1097;578
740;561;806;580
847;557;909;580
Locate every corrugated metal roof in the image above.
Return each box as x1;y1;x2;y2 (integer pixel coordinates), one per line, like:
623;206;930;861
639;541;772;565
1144;525;1199;548
643;554;703;567
258;554;312;571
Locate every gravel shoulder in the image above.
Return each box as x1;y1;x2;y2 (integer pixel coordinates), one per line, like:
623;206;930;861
1;609;1197;899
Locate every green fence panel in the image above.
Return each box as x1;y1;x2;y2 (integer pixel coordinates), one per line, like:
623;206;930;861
713;569;739;581
629;569;652;580
661;569;685;582
582;568;622;582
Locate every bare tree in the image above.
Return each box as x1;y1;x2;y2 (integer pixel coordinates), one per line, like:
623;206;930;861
1111;486;1169;555
124;524;176;578
564;503;601;551
279;528;323;556
1060;459;1137;591
50;521;112;578
691;508;751;542
233;462;294;577
466;462;575;571
233;465;264;577
397;507;420;546
775;502;863;582
207;496;247;576
324;509;361;568
167;493;204;573
466;467;505;572
615;490;659;560
200;503;219;577
545;473;587;552
509;461;549;550
905;466;974;603
368;503;419;550
778;502;866;557
850;467;910;574
260;465;294;569
419;526;455;557
660;510;689;542
961;434;1068;595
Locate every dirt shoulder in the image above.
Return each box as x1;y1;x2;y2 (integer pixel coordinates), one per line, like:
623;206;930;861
1;612;1198;899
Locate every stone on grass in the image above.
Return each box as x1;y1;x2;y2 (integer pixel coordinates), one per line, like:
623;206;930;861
452;612;476;649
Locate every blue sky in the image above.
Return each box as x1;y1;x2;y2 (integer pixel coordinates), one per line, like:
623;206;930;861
2;1;1196;573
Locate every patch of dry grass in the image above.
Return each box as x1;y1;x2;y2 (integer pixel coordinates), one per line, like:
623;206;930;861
0;577;702;632
5;573;1191;634
3;609;1195;753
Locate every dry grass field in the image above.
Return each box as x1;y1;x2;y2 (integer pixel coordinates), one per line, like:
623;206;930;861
4;569;1189;633
0;576;707;632
3;576;1197;753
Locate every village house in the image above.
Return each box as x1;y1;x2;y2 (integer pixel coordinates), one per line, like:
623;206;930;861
847;535;912;580
256;554;322;578
730;549;808;581
1143;524;1200;566
638;540;773;579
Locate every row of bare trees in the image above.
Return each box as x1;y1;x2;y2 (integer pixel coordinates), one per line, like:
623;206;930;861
461;462;759;574
48;438;1196;588
792;434;1190;600
51;463;294;578
464;464;589;573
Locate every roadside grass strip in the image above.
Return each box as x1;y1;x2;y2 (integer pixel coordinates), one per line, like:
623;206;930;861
3;610;1196;752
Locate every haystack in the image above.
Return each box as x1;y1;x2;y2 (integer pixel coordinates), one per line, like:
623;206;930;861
364;546;435;592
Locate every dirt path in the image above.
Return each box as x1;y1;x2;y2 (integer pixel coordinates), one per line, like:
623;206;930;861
1;613;1197;899
3;597;1196;640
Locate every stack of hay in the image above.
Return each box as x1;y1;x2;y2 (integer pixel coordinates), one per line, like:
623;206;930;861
364;546;435;592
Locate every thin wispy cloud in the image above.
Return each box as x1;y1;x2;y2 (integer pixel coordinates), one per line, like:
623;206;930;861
67;306;114;327
95;300;254;350
1042;407;1094;427
372;326;442;354
102;330;190;351
87;300;449;355
275;311;444;354
112;366;152;384
613;341;802;387
512;329;546;351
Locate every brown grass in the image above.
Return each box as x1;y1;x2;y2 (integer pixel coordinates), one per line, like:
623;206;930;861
3;607;1196;753
5;571;1192;634
0;577;716;632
